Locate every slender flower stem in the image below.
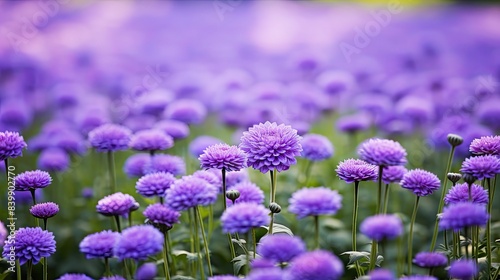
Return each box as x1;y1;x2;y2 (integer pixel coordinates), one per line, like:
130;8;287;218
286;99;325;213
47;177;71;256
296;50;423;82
396;236;403;276
465;227;470;259
408;196;420;275
104;258;111;276
452;232;458;259
352;181;362;276
128;211;133;227
188;209;196;277
252;228;256;259
27;260;32;280
382;184;390;214
222;168;236;260
444;229;449;258
493;266;500;280
30;189;39;227
246;231;251;275
166;232;177;275
268;169;277;235
107;151;116;193
193;206;205;280
4;158;8;180
163;233;171;280
196;206;213;277
430;146;455;251
208;205;214;240
43;256;48;280
487;178;493;279
314;215;320;249
16;259;21;280
302;160;313;186
114;215;122;233
377;166;383;214
369;240;378;271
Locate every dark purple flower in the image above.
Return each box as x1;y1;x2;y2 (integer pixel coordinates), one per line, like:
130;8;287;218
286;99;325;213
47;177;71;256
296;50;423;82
96;192;138;216
335;113;371;134
88;124;132;152
53;131;86;155
300;134;334;161
449;259;478;280
247;268;284;280
30;202;59;219
136;90;172;116
129;129;174;152
56;274;93;280
14;170;52;191
399;276;437;280
37;147;70;173
469;135;500;156
79;230;120;259
189;136;223;157
286;250;344;280
0;131;27;161
401;169;440;197
316;70;354;96
0;99;32;131
289;187;342;218
81;187;94;199
226;181;264;206
460;155;500;180
368;269;396;280
413;252;447;267
360;214;403;241
143;203;180;228
382;165;407;184
136;262;157;280
257;235;306;263
136;172;176;198
75;107;110;135
27;135;53;152
251;259;275;270
439;202;489;231
154;120;190;140
336;159;378;183
396;95;435;125
114;225;163;261
239;122;302;173
444;183;488;205
221;202;270;234
358;138;407;166
164;99;207;125
165;176;218;211
208;276;239;280
143;154;186;176
2;227;56;265
199;143;247;172
123;153;150;177
123;115;156;133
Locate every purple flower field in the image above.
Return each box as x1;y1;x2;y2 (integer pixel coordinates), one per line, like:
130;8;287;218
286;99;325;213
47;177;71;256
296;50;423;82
1;1;500;279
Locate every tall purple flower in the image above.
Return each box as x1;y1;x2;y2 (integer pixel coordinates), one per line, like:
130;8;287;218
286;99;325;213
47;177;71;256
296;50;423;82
413;252;447;268
164;99;207;125
226;181;264;206
129;129;174;152
335;114;371;134
382;166;407;184
79;230;120;259
448;259;478;280
288;187;342;219
193;170;221;189
14;170;52;191
444;183;488;205
143;203;180;229
56;274;93;280
154;120;190;140
165;176;218;211
144;154;186;176
199;143;247;171
439;202;489;231
37;147;70;173
257;235;306;264
360;214;403;241
189;136;223;157
368;269;396;280
336;159;378;183
136;172;176;198
469;135;500;156
2;227;56;265
221;202;270;234
358;138;407;166
401;169;440;197
240;122;302;173
30;202;59;219
286;250;344;280
88;124;131;152
460;155;500;180
113;225;163;261
123;153;150;177
0;131;27;161
96;192;138;217
300;134;334;161
136;263;157;280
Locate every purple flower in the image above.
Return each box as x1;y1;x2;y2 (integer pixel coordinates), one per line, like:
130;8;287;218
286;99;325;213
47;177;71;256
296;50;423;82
449;259;478;280
143;154;186;176
335;113;371;134
37;147;70;172
460;155;500;180
413;252;447;267
439;202;489;231
123;153;150;177
469;135;500;156
14;189;43;204
165;176;218;211
382;166;407;184
247;268;284;280
164;99;207;124
136;262;157;280
226;181;264;206
360;214;403;241
96;192;138;216
257;235;306;263
316;70;354;96
79;230;120;259
286;250;344;280
82;187;94;199
53;130;86;155
113;225;163;261
0;222;6;245
399;276;437;280
100;276;126;280
14;170;52;191
2;227;56;265
189;136;223;157
239;122;302;173
300;134;334;161
30;202;59;219
358;138;407;166
199;143;247;172
154;120;190;140
136;172;176;198
129;129;174;152
336;159;378;183
88;124;132;152
143;203;180;229
0;131;27;161
401;169;440;197
208;276;240;280
368;269;396;280
444;183;488;205
136;90;172;116
288;187;342;219
210;168;249;188
56;274;93;280
221;202;270;234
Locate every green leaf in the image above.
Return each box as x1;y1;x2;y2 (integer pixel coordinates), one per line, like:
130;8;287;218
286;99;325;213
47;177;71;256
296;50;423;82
376;255;384;266
0;269;12;280
322;218;344;230
232;254;248;274
261;223;294;236
340;251;370;265
232;238;247;251
172;250;198;262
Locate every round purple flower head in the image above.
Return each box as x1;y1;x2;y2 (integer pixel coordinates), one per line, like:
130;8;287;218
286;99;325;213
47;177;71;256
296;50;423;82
0;222;7;245
401;169;440;197
79;230;120;259
14;189;43;204
286;250;344;280
460;155;500;180
136;172;176;197
30;202;59;219
300;134;334;161
96;192;138;216
449;259;478;280
288;187;342;219
0;131;27;161
360;214;403;241
37;147;70;172
257;234;306;264
143;203;180;229
439;202;489;231
368;268;396;280
199;143;247;172
469;135;500;156
154;119;190;140
165;176;218;211
136;262;157;280
14;170;52;191
444;183;488;205
88;124;132;152
193;170;221;189
221;202;270;234
113;225;163;261
358;138;407;166
399;276;437;280
129;129;174;152
226;181;264;206
335;113;371;134
2;227;56;265
53;130;86;155
144;154;186;176
208;276;239;280
336;159;378;183
240;122;302;173
413;251;447;268
247;268;284;280
56;274;93;280
189;136;223;157
382;166;407;184
82;187;94;199
164;99;207;125
123;153;150;177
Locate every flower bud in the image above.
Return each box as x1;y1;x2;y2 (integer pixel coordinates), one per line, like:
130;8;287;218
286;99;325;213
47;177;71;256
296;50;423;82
226;189;240;203
130;202;140;212
269;202;281;214
447;173;462;184
447;134;463;147
462;173;476;185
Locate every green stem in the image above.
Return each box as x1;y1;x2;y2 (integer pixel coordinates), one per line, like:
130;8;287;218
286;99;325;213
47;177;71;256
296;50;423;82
222;169;236;260
487;178;493;279
188;209;196;277
429;146;455;251
246;232;251;275
444;229;449;258
163;233;171;280
193;206;204;280
377;166;383;214
314;215;320;249
16;259;21;280
302;160;313;186
43;219;47;230
196;206;213;277
352;181;362;276
114;215;121;233
396;236;403;276
27;260;32;280
252;228;256;259
107;151;116;193
383;184;390;214
465;227;469;259
408;196;420;275
30;189;39;227
208;205;214;240
104;258;111;276
452;231;458;260
123;259;132;280
166;232;177;275
43;257;48;280
128;211;133;227
268;169;277;235
369;240;378;270
493;266;500;280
